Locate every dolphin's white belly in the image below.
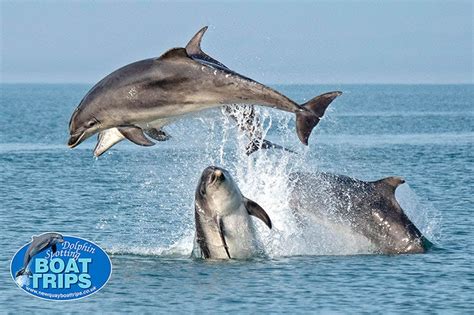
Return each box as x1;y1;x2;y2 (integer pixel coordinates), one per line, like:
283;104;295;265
192;208;261;260
221;208;260;259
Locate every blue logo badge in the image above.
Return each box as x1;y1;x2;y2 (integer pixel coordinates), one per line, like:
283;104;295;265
10;232;112;300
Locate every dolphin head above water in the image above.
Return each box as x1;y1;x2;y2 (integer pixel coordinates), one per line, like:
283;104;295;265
193;166;272;259
196;166;242;215
68;103;103;148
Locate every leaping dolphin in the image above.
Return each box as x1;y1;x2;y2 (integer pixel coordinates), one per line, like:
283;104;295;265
68;26;341;153
192;166;272;259
15;232;64;277
288;172;432;254
92;27;326;157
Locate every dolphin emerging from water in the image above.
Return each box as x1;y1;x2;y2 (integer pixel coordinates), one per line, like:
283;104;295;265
68;26;341;154
15;232;64;277
288;172;431;254
192;166;272;259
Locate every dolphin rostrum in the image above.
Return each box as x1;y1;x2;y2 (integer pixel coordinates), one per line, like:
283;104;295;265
15;232;64;277
68;27;341;153
192;166;272;259
288;172;431;254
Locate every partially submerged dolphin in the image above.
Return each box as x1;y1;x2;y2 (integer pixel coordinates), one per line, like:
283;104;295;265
69;26;341;154
15;232;64;277
192;166;272;259
288;172;431;254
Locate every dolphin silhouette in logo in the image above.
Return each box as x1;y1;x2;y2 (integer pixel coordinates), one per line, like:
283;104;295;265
15;232;64;277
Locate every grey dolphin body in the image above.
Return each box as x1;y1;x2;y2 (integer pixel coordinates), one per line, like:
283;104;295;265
68;27;341;153
193;166;272;259
15;232;64;277
92;27;334;156
288;172;431;254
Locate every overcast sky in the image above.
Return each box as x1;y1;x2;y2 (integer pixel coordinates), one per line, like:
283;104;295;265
1;0;472;84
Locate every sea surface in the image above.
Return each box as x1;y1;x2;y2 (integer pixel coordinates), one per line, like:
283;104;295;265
0;84;472;313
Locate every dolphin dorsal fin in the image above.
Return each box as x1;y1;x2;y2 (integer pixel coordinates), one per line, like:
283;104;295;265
185;26;208;56
373;176;405;193
382;176;405;188
158;48;189;61
185;26;229;69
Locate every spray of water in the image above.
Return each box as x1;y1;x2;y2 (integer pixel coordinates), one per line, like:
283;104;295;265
104;106;441;258
15;275;30;287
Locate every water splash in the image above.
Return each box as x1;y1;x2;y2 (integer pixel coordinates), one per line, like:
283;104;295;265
102;106;441;258
396;183;442;243
15;275;30;287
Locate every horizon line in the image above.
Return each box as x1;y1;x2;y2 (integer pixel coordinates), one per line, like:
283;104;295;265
1;81;473;86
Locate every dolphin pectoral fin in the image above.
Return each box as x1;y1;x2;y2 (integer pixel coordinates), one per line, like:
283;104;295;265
295;91;342;145
144;128;171;142
52;244;57;254
217;217;231;259
117;126;155;147
243;197;272;229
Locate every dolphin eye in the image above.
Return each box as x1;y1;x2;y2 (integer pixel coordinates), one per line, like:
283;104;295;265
86;120;97;128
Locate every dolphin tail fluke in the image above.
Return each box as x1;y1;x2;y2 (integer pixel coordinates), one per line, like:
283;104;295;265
295;91;342;145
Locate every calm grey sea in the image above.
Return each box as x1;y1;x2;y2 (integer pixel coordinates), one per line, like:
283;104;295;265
0;84;473;313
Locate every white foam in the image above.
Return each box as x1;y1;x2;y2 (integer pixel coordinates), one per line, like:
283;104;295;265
106;231;194;257
15;275;30;287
